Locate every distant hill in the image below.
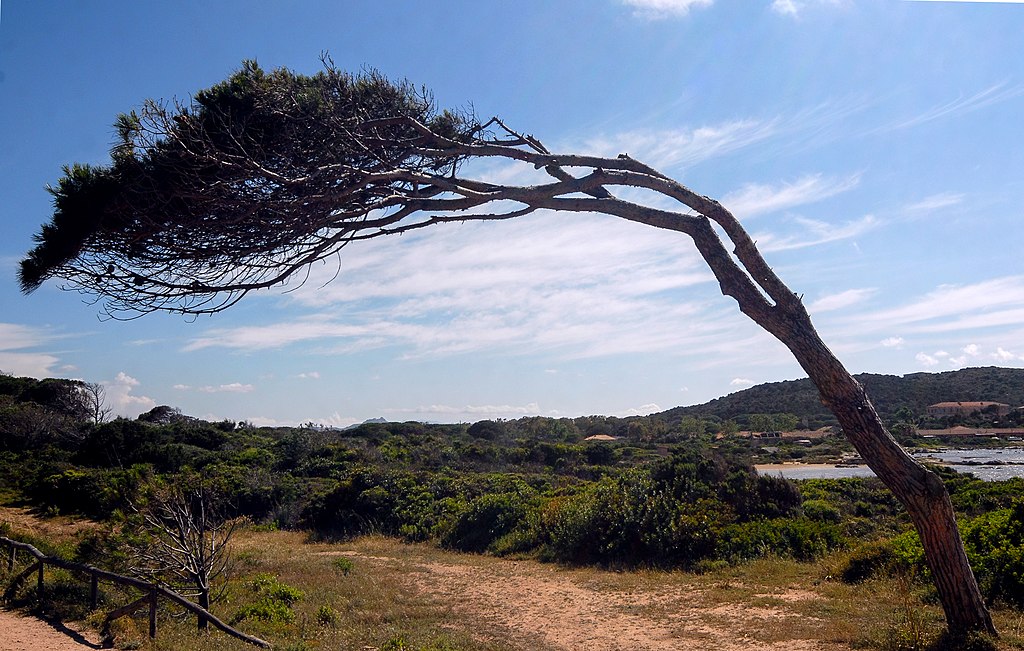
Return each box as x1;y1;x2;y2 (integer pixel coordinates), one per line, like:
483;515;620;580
655;366;1024;426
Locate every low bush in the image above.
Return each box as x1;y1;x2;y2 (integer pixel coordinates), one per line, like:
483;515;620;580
837;539;900;584
962;499;1024;606
439;491;534;553
230;573;304;625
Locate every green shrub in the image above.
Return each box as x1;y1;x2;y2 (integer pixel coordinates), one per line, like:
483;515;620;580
962;499;1024;606
890;529;927;576
230;598;296;624
249;572;304;603
332;556;354;575
230;573;304;624
802;499;842;524
719;517;843;562
838;539;899;583
440;491;532;553
315;604;339;627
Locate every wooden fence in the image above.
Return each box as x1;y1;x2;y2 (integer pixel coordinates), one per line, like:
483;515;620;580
0;535;270;648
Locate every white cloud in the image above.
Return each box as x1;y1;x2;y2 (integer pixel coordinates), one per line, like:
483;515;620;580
881;337;905;348
878;82;1024;133
904;192;965;214
620;403;662;417
755;214;879;252
962;344;981;357
386;401;547;421
103;372;156;418
916;352;940;367
0;351;60;379
722;173;860;219
198;383;255;394
771;0;799;14
848;276;1024;335
731;378;754;387
296;371;321;380
808;288;876;313
580;119;777;170
770;0;845;16
994;347;1022;362
622;0;713;18
174;382;255;394
184;214;763;363
0;323;61;378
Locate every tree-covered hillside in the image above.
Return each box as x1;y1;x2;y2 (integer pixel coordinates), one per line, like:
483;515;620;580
657;366;1024;427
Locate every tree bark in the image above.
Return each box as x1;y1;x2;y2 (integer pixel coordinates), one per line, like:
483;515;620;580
198;587;210;631
751;290;996;636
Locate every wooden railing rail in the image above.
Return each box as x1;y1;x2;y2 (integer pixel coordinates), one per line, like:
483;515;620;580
0;535;270;648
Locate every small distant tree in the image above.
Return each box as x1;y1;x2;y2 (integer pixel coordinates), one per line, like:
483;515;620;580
19;60;995;636
80;381;112;424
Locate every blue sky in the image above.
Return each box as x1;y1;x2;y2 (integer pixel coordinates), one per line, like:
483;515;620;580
1;0;1023;426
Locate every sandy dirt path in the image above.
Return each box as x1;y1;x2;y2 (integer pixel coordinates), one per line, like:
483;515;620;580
322;545;849;651
407;559;834;651
0;609;101;651
0;506;104;650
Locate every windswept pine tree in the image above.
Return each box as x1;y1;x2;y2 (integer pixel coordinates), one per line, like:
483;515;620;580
21;61;996;637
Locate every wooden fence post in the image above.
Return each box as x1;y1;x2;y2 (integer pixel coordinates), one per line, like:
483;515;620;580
6;544;13;572
149;591;157;639
36;560;44;602
90;571;99;610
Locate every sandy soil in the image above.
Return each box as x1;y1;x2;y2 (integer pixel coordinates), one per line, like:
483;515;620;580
0;610;101;651
324;547;847;651
1;506;104;651
0;505;100;540
408;560;835;651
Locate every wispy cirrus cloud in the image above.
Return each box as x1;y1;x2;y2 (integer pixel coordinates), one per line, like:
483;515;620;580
875;82;1024;133
903;192;965;214
722;173;861;219
817;282;1024;369
580;119;778;170
857;276;1024;335
754;214;879;252
808;288;877;313
183;210;791;368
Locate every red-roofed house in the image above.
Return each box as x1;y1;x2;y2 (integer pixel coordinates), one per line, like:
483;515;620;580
926;401;1011;418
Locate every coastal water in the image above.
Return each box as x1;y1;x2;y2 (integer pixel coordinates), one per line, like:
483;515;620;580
757;447;1024;482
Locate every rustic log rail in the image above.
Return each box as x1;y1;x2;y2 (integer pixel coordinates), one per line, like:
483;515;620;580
0;535;270;648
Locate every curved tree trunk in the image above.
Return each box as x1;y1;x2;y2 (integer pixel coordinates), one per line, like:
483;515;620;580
635;188;1001;638
752;294;996;636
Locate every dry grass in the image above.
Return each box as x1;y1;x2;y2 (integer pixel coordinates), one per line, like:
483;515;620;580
5;516;1024;651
